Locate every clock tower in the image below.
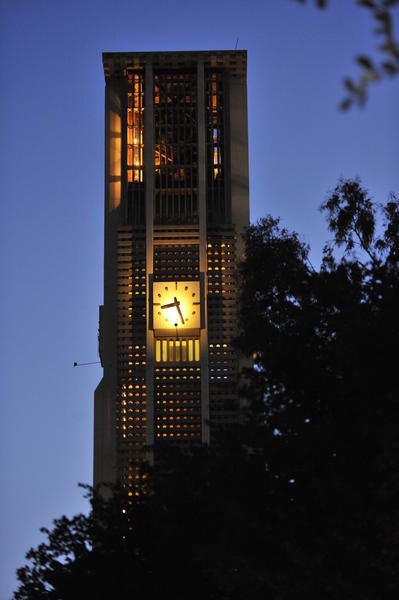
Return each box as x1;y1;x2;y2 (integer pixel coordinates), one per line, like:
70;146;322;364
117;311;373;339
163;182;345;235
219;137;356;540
94;50;249;493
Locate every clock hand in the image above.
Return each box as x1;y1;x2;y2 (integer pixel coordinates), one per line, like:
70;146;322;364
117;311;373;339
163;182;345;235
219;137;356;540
176;302;185;325
160;300;180;309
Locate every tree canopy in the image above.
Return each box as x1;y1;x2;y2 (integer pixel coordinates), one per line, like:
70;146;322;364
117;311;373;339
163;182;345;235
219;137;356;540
14;179;399;599
238;178;399;597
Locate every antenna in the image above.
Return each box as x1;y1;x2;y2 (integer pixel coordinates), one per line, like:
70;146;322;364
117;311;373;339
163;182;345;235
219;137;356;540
73;361;101;367
234;37;239;50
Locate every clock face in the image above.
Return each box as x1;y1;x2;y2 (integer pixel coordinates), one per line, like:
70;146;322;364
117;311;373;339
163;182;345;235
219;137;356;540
152;280;201;330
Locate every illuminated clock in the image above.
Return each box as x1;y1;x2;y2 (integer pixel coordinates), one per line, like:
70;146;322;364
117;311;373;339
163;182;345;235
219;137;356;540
152;280;201;330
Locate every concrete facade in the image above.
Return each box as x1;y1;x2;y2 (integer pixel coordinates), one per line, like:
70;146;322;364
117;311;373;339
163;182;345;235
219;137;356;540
94;50;249;492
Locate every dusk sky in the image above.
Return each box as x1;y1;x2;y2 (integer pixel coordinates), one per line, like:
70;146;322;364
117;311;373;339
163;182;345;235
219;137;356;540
1;0;398;597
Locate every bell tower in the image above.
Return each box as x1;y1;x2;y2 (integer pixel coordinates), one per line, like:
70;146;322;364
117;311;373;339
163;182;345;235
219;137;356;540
94;50;249;493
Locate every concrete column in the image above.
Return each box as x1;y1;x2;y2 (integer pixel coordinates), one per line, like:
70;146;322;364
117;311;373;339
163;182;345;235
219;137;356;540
144;61;155;456
229;76;250;243
197;61;210;445
93;80;122;489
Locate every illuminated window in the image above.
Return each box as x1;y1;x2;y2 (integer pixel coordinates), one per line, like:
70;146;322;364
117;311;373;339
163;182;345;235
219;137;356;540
155;338;200;363
206;71;225;224
154;365;202;442
153;244;199;280
153;71;198;225
127;72;145;225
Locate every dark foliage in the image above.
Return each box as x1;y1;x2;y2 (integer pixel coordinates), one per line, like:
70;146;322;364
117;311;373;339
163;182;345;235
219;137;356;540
238;178;399;597
295;0;399;108
14;179;399;599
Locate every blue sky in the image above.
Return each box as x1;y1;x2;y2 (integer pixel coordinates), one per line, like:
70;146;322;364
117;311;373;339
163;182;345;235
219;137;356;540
1;0;398;597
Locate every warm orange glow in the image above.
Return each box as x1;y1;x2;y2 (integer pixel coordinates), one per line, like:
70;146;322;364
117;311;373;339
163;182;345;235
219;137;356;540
127;74;143;183
155;337;201;363
152;280;201;330
108;110;121;209
188;340;194;361
155;341;161;362
154;146;173;166
109;181;121;209
110;112;121;174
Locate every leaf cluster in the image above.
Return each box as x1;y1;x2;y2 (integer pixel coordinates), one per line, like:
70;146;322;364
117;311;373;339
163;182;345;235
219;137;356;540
237;178;399;596
294;0;399;108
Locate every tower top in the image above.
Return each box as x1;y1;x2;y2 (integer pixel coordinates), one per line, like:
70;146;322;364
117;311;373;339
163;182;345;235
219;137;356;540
102;49;247;80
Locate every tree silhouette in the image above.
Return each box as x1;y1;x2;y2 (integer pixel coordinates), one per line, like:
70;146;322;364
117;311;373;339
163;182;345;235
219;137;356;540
238;178;399;597
14;179;399;599
295;0;399;108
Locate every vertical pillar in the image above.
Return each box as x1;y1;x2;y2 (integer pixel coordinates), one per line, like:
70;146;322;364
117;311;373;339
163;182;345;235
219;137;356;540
229;76;249;241
94;78;122;489
197;61;210;445
145;61;155;456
